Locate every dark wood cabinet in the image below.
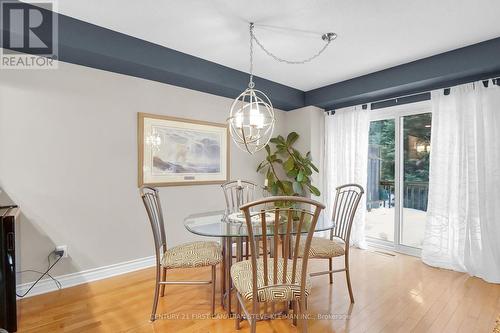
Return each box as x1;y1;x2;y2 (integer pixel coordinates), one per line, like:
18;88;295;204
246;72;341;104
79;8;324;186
0;206;19;332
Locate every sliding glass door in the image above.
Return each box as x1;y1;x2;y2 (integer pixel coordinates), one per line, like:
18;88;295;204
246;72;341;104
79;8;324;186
366;119;395;243
401;113;431;248
365;102;432;255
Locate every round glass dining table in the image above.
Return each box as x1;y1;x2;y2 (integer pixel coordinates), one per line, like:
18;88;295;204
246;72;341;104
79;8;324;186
184;210;335;314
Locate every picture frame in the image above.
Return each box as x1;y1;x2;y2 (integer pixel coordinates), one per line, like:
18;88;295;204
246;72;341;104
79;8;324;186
138;113;230;187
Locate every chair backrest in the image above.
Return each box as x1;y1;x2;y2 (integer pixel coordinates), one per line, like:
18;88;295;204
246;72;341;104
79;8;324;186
330;184;365;244
221;180;258;214
140;186;167;262
239;196;325;303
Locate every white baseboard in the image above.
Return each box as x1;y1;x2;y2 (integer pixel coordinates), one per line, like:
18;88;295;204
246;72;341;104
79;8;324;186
16;256;156;298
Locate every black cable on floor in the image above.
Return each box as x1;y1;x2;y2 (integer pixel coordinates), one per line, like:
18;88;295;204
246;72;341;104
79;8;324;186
17;270;62;290
16;251;63;298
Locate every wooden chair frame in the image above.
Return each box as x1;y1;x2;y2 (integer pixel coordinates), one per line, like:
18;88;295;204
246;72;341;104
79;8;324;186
140;186;217;321
234;196;325;333
309;184;364;303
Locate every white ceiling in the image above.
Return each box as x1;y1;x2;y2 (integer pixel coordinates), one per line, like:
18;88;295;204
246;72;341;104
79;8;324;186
54;0;500;91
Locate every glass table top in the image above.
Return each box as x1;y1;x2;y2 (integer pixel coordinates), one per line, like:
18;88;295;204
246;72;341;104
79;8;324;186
184;210;334;238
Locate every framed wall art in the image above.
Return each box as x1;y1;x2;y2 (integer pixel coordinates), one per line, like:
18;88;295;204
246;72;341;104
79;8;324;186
138;113;229;186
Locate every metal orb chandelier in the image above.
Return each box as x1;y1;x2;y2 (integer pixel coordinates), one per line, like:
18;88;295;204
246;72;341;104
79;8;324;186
228;23;336;155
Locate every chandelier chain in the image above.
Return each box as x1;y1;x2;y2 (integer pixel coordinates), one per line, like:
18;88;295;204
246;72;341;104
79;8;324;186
250;24;333;65
249;23;255;88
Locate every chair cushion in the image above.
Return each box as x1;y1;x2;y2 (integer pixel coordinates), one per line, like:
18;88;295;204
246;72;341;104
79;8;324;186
298;237;346;258
230;258;312;302
161;241;221;269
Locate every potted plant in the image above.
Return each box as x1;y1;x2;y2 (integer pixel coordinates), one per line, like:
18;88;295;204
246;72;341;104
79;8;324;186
257;132;320;197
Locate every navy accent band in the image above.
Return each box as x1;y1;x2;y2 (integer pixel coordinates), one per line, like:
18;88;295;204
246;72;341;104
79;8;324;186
305;37;500;110
0;0;304;111
2;0;500;112
56;15;305;111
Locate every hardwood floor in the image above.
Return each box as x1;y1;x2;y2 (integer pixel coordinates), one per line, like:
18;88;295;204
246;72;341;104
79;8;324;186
18;248;500;332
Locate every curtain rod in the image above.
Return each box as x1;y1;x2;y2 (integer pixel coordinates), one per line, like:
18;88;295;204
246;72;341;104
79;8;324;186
327;76;500;113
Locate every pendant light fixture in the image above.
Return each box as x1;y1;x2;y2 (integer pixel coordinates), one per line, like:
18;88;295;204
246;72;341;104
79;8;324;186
228;23;337;155
228;23;274;155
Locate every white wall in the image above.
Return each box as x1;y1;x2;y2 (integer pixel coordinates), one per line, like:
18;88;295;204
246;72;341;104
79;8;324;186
285;106;325;197
0;61;288;283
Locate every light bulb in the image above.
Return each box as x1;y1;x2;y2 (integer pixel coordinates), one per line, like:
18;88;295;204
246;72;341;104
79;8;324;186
227;85;275;155
235;113;243;129
249;106;264;128
256;112;264;129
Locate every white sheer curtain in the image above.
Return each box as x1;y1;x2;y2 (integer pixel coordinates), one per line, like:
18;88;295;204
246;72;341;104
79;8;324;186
321;106;369;249
422;81;500;283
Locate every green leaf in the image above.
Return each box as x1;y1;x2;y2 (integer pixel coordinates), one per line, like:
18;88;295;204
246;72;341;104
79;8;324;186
308;184;321;196
304;165;312;176
256;161;266;172
283;157;295;172
286;132;299;146
265;144;271;155
309;161;319;172
276;144;286;153
276;180;285;192
266;168;274;182
287;169;298;178
282;181;293;195
271;183;279;195
292;181;303;195
297;170;305;182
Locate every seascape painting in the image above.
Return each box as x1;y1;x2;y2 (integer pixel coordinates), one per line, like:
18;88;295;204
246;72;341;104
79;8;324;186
138;113;229;186
152;127;221;175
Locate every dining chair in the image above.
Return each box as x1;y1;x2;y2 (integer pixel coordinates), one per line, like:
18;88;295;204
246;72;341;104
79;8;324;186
221;180;259;215
221;180;270;270
231;196;325;333
140;186;222;321
220;180;259;307
299;184;364;303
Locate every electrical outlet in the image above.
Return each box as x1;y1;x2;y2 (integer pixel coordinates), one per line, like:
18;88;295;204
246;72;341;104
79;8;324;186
55;245;68;258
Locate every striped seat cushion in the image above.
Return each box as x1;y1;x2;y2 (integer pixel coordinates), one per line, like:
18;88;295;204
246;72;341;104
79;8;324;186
297;237;345;258
230;258;312;302
161;241;222;269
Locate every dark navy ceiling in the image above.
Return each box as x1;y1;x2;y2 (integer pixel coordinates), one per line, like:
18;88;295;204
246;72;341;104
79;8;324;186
2;0;500;111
